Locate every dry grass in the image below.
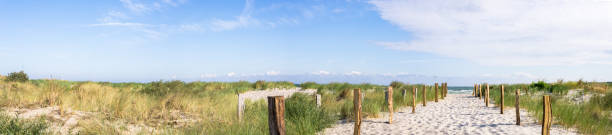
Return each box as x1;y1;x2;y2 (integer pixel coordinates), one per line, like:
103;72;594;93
0;80;304;134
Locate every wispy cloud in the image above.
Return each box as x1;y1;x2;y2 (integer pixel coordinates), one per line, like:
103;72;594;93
89;22;148;27
266;70;280;76
370;0;612;66
210;0;256;31
311;70;331;75
227;72;236;77
345;71;362;76
119;0;152;13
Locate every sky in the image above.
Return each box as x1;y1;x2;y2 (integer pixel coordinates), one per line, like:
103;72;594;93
1;0;612;86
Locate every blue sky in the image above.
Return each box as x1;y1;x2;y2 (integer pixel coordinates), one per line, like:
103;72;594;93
2;0;612;85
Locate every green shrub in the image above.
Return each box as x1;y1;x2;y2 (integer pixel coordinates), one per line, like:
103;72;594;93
254;80;265;90
6;71;28;82
389;81;404;89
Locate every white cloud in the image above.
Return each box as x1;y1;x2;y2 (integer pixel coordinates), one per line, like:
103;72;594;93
512;72;538;79
370;0;612;66
89;22;148;27
178;24;204;32
200;73;217;78
345;71;362;76
119;0;187;14
227;72;236;77
211;0;257;31
266;70;280;76
120;0;151;13
311;70;331;75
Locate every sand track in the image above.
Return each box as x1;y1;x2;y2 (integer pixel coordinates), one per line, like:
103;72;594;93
323;94;576;135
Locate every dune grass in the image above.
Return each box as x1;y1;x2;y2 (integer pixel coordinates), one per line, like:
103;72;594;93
0;113;48;135
488;81;611;135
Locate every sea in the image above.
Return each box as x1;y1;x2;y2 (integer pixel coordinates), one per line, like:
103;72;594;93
447;86;473;94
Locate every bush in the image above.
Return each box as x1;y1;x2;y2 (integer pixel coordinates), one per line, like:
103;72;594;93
254;80;265;90
389;81;404;89
6;71;28;82
531;81;549;91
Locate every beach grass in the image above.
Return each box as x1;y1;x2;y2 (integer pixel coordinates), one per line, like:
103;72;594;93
489;81;611;135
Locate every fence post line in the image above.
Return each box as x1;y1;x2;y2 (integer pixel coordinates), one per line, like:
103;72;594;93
354;88;362;135
422;85;427;106
387;86;393;124
435;83;439;102
516;89;521;125
542;95;552;135
412;87;416;113
501;85;504;114
267;96;286;135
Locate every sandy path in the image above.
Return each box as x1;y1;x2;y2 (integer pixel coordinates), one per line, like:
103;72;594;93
322;94;577;135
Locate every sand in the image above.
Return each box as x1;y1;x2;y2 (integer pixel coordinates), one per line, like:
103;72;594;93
322;94;577;135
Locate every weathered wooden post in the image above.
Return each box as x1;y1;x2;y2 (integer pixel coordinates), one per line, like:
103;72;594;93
268;96;286;135
479;84;482;99
354;88;362;135
444;83;447;98
315;94;322;107
515;89;521;125
412;87;416;113
387;86;393;124
444;83;448;98
238;93;244;120
542;95;552;135
473;84;476;97
422;85;427;106
486;83;490;107
501;85;504;114
435;83;439;102
443;83;447;98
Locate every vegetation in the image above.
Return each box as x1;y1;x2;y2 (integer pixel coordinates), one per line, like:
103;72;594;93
6;71;28;82
0;113;48;134
0;78;444;134
489;81;611;135
3;73;609;134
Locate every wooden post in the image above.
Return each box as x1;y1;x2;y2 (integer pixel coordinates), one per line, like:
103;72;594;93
402;89;406;99
435;83;439;102
422;85;427;106
315;94;321;107
501;85;504;114
472;84;476;96
412;87;416;113
268;96;286;135
486;83;490;107
443;83;447;98
515;89;521;125
479;84;482;99
354;88;362;135
442;83;446;99
238;94;244;120
542;95;552;135
387;86;393;124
